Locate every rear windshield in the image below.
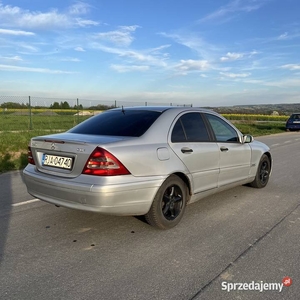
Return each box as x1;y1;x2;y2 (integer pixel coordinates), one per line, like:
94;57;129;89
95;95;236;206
68;110;162;137
290;114;300;119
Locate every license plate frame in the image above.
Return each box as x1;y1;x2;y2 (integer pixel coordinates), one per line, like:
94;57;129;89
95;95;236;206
42;154;73;170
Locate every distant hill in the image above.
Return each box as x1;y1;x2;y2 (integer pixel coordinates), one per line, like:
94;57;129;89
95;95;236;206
204;103;300;115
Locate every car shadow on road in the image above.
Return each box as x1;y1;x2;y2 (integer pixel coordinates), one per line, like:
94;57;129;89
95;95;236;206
0;171;13;266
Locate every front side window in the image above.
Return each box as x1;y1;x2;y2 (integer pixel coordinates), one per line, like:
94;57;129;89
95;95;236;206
171;113;210;142
205;114;238;142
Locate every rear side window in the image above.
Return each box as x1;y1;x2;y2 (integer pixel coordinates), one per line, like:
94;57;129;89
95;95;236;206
69;110;161;137
171;113;210;142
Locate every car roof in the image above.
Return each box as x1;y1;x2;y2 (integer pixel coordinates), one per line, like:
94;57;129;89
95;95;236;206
109;106;216;114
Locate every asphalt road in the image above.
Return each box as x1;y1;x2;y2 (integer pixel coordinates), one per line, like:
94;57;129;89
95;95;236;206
0;132;299;300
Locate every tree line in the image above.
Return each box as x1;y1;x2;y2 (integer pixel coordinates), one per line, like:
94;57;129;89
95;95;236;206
1;102;114;110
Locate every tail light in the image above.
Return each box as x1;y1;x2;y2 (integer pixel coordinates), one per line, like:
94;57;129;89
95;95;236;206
28;146;35;165
82;147;130;176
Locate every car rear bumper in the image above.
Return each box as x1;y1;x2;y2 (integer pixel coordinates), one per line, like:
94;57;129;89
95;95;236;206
23;165;166;216
286;124;300;130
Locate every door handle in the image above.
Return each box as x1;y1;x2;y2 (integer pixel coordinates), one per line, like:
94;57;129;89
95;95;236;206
181;147;193;154
220;146;229;152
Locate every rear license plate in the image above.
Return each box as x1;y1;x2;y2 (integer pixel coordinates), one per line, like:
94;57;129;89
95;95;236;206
293;121;300;124
42;154;73;169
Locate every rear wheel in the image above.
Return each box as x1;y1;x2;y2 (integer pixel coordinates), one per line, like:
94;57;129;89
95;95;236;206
145;175;187;229
249;154;270;188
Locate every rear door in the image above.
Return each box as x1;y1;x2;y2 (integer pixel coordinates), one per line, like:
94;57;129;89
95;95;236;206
169;112;219;194
204;113;251;187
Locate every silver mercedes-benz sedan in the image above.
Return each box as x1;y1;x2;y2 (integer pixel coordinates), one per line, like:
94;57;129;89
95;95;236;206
23;107;272;229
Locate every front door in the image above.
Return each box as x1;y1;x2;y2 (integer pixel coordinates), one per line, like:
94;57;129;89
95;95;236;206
204;113;251;187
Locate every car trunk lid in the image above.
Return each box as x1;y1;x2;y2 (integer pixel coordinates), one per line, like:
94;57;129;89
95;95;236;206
30;132;131;178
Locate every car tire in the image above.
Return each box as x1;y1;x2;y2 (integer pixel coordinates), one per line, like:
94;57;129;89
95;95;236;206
145;175;187;229
249;154;270;188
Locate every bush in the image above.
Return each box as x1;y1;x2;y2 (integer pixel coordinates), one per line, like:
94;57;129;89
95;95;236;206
0;153;15;173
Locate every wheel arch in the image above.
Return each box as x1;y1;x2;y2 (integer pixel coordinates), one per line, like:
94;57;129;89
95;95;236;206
172;172;192;203
264;151;272;173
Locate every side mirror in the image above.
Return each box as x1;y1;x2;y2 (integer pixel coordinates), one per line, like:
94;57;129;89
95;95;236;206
243;135;253;143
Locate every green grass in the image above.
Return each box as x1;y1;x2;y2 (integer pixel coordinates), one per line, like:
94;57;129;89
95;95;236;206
223;114;289;122
0;115;89;131
234;122;286;136
0;114;91;172
0;130;62;153
0;130;63;173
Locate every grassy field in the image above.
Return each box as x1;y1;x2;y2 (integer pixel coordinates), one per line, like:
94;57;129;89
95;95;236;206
233;122;286;136
0;112;288;173
0;114;90;131
1;109;289;128
223;113;289;122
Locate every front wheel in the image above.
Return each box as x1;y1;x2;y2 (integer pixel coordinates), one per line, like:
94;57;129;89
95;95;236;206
249;154;271;188
145;175;188;229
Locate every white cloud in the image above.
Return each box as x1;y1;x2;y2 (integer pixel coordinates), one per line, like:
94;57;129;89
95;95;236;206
68;2;91;15
110;64;149;73
90;43;168;67
160;32;219;60
0;64;76;74
220;52;244;61
243;79;263;84
0;28;35;36
220;72;251;78
119;25;140;32
18;43;40;52
175;60;210;75
0;55;22;61
74;46;85;52
199;0;266;23
60;57;81;62
148;44;171;54
120;50;167;66
0;2;99;29
278;32;288;40
249;50;259;56
281;64;300;71
263;78;300;88
220;50;259;62
254;32;300;44
94;25;140;47
76;18;99;27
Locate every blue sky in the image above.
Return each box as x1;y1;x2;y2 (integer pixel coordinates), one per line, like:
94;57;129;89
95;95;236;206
0;0;300;106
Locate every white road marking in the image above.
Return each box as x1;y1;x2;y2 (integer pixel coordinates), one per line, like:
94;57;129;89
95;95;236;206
12;199;40;207
284;140;291;143
271;144;280;147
